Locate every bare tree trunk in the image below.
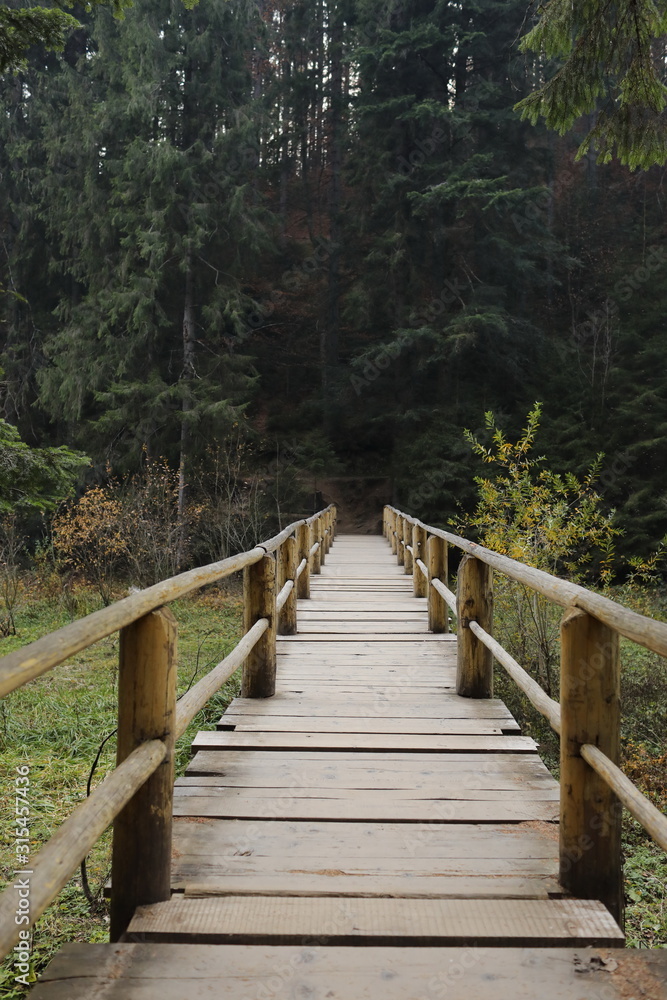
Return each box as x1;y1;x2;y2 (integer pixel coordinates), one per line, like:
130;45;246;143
322;5;344;434
178;257;196;568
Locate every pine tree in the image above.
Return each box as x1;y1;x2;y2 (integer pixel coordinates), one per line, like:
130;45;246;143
516;0;667;169
32;0;274;493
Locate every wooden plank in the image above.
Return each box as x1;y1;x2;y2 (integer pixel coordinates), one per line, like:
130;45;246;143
278;636;452;655
296;622;429;632
218;716;518;735
171;856;560;884
182;748;551;765
175;782;558;799
182;873;561;898
171;818;560;860
126;896;623;946
185;750;554;778
223;696;517;718
33;945;666;1000
177;771;558;792
190;731;538;753
172;794;559;822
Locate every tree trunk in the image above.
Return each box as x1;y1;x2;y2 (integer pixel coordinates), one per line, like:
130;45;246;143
322;6;344;434
178;257;196;569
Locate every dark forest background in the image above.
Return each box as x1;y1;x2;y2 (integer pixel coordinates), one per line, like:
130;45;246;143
2;0;667;556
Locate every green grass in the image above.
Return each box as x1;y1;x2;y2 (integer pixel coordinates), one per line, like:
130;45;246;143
0;583;244;997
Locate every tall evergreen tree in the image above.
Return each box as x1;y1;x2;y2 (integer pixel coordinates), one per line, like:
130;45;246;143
31;0;274;495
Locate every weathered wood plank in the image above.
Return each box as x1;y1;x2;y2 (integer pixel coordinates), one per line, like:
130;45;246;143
182;874;560;898
185;750;554;779
171;818;559;860
223;696;516;718
190;731;538;753
172;794;559;822
32;945;667;1000
218;715;518;735
126;896;623;946
174;781;558;799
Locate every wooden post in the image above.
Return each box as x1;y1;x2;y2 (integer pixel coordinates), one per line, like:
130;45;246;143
412;523;427;597
312;517;322;574
456;555;493;698
403;518;413;575
323;511;331;555
427;535;449;633
396;516;404;564
390;511;398;555
296;522;311;599
278;535;298;635
560;607;623;925
320;514;328;565
242;552;276;697
110;608;177;941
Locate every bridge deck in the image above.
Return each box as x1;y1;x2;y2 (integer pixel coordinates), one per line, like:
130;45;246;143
32;534;667;998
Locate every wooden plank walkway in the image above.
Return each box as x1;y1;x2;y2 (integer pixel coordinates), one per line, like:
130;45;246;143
32;533;667;998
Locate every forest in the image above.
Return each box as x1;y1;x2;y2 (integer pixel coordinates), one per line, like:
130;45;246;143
1;0;667;986
1;0;667;560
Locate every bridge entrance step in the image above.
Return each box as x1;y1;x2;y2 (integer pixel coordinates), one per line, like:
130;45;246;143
33;943;666;999
124;895;624;947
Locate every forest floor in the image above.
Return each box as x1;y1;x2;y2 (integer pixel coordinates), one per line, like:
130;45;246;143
0;579;665;997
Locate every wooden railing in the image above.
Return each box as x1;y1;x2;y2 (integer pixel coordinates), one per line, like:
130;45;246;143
0;504;336;956
384;505;667;925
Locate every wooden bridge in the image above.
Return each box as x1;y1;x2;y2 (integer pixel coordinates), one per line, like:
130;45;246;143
1;505;667;997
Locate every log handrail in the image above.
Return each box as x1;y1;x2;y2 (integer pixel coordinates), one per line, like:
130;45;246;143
386;506;667;658
384;504;667;925
0;740;167;959
0;503;336;957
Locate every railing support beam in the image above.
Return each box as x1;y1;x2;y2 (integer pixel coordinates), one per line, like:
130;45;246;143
312;517;322;574
278;536;298;635
456;554;493;697
110;608;177;941
427;535;449;633
296;523;311;599
412;523;428;597
242;553;276;697
560;607;623;926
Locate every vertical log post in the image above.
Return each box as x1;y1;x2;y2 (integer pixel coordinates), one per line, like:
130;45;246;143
560;607;623;925
390;511;398;555
110;608;177;941
312;517;322;574
296;522;311;599
403;518;413;575
323;511;331;555
278;535;298;635
412;523;428;597
396;516;404;565
242;552;276;697
320;513;328;564
427;535;449;633
456;555;493;697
